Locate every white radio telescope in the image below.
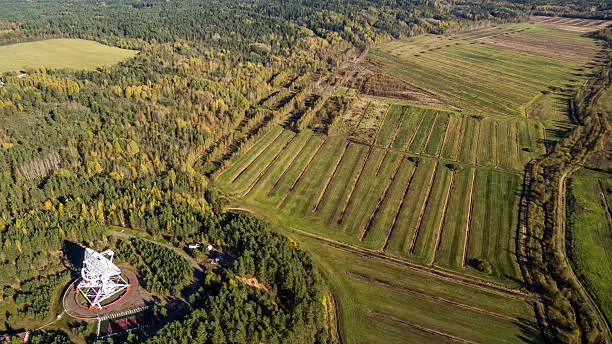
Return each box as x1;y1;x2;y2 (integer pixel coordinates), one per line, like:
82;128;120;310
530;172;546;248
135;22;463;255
77;248;130;309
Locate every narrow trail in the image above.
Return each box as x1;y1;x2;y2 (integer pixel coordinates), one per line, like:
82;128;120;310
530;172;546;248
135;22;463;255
107;229;205;337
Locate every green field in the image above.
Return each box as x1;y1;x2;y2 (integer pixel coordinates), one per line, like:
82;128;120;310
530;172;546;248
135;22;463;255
218;113;527;285
0;39;138;72
279;228;543;344
367;23;592;118
568;169;612;323
214;20;601;342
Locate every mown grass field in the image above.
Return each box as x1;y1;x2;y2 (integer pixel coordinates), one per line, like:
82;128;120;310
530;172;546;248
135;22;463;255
217;113;528;285
215;19;602;343
367;22;592;118
0;39;137;72
280;229;543;344
568;169;612;323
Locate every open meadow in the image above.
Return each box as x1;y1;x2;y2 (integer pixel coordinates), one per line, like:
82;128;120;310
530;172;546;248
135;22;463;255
0;39;137;72
568;169;612;323
283;230;543;344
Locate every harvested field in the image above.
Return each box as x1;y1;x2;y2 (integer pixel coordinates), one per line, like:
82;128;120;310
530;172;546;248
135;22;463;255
529;15;611;33
333;97;368;136
367;22;592;116
476;26;599;63
348;69;444;105
215;21;596;311
467;169;522;283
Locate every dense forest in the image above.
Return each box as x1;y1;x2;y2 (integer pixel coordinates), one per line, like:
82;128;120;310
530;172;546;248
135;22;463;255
0;0;609;342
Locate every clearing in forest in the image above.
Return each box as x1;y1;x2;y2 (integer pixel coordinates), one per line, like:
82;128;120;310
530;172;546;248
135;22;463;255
0;39;138;72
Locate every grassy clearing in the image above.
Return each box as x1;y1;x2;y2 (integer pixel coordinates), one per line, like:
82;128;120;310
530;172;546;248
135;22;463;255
497;120;520;171
341;150;403;240
368;23;585;117
392;107;423;149
230;130;296;194
459;117;481;165
467;169;522;284
282;136;347;214
281;231;543;344
408;109;436;154
441;114;463;160
423;111;450;156
315;143;369;226
375;104;403;147
247;131;313;199
217;126;284;187
477;119;497;167
0;39;137;72
385;159;438;257
411;166;454;263
568;169;612;322
265;135;325;204
435;167;475;269
362;158;417;249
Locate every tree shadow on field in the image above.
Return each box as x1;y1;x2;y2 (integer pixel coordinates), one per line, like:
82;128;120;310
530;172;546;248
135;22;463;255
63;240;85;278
515;316;545;344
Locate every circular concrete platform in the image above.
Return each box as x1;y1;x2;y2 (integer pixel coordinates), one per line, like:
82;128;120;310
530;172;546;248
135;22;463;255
63;267;156;320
